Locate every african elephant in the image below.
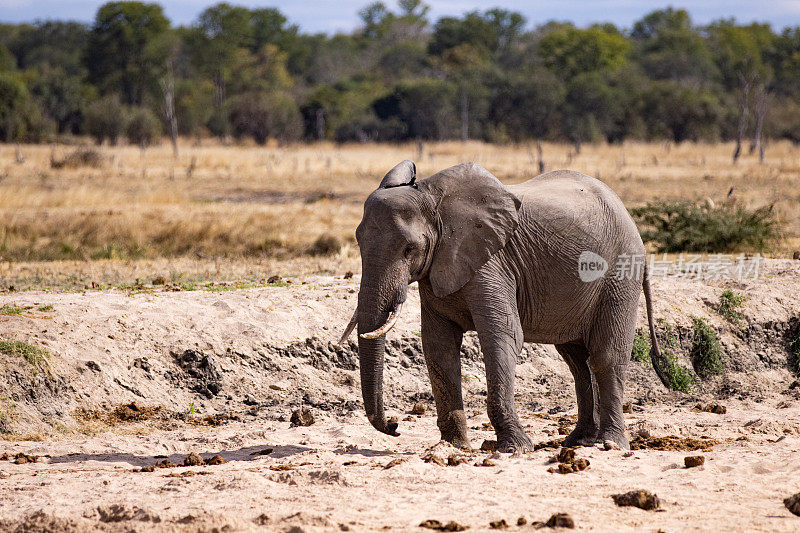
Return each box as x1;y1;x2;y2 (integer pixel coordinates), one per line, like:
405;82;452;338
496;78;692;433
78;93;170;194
340;160;669;451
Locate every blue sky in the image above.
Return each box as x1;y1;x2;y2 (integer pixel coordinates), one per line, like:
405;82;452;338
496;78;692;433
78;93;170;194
2;1;799;32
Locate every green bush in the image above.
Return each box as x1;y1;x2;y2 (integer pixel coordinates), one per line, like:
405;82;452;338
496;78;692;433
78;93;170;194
229;91;302;144
690;316;725;378
630;200;780;253
631;328;651;364
718;289;746;325
656;319;695;393
84;95;129;145
126;107;162;148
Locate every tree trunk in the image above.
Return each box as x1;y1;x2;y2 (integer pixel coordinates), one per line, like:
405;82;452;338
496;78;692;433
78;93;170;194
750;84;769;163
733;71;752;164
315;108;325;142
536;140;545;173
162;55;179;158
460;88;468;142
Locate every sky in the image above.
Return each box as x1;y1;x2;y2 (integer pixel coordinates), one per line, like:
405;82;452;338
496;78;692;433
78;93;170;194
1;0;800;33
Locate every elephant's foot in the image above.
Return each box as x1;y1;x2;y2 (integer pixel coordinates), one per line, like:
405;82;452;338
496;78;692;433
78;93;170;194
561;424;598;448
496;427;534;454
596;427;630;450
438;410;471;450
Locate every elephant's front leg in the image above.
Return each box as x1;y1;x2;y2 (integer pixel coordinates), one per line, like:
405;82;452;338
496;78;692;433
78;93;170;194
470;286;533;453
421;303;469;449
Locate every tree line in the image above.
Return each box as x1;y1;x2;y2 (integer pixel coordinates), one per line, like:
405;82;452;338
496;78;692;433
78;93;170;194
1;1;799;155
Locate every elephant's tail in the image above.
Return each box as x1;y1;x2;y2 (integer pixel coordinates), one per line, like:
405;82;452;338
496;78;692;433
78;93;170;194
643;262;671;389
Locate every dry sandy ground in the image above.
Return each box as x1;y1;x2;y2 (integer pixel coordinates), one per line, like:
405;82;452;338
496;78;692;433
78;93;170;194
1;260;799;532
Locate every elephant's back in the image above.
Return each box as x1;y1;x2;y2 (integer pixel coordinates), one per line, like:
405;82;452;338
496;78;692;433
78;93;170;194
508;169;640;248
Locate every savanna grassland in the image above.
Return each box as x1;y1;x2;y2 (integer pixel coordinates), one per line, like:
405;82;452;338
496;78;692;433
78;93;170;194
2;140;798;290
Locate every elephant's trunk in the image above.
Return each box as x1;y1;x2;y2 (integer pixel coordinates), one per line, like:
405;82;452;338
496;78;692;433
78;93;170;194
356;278;404;437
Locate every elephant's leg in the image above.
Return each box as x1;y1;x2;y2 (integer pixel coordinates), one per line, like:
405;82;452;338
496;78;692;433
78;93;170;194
587;298;637;450
468;283;533;453
421;301;469;449
555;342;598;446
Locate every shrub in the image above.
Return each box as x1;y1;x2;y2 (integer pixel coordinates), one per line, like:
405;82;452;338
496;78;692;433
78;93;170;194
656;319;695;393
630;200;780;253
50;147;103;169
84;95;129;145
126;107;162;148
309;233;342;256
718;289;746;325
0;340;49;366
690;317;724;378
229;91;302;145
631;328;651;364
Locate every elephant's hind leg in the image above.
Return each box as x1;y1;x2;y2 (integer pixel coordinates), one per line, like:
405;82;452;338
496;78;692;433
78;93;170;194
586;297;637;450
555;342;598;447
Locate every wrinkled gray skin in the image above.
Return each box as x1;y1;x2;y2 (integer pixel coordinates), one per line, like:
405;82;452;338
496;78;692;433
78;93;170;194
352;160;669;452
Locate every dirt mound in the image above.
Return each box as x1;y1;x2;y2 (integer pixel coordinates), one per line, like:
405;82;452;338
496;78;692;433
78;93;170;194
630;435;719;451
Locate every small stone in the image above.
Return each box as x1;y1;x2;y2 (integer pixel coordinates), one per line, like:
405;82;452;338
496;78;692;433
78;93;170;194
516;516;527;526
411;401;426;415
545;513;575;528
419;519;466;531
684;455;705;468
489;519;508;529
344;271;354;279
612;490;661;510
480;458;496;467
622;402;633;413
183;452;205;466
290;407;314;427
244;394;257;406
206;455;227;465
603;440;621;451
785;493;800;516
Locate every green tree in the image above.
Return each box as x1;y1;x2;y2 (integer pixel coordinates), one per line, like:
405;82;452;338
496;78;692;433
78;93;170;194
126;107;161;148
229;91;302;144
84;94;129;145
429;9;525;57
538;25;631;79
84;2;170;105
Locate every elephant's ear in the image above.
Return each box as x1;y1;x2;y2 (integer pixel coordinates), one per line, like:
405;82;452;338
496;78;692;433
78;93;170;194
379;160;416;188
418;162;521;298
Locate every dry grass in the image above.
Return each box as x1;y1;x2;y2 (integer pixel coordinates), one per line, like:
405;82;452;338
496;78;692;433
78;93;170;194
1;139;799;289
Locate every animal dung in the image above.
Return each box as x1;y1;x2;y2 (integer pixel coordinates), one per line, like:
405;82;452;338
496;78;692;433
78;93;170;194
612;490;661;511
684;455;705;468
545;513;575;528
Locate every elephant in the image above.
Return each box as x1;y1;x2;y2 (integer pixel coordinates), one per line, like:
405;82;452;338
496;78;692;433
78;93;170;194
340;160;669;452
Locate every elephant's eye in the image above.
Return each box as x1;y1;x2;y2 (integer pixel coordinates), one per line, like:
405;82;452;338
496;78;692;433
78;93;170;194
403;244;416;259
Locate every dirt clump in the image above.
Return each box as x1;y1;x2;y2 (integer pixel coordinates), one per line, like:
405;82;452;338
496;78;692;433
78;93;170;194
112;402;164;422
97;504;161;523
630;435;718;451
685;455;705;467
548;447;590;474
411;401;426;414
189;412;241;426
534;438;565;451
139;459;176;472
419;519;467;531
489;518;508;529
207;455;227;465
11;452;39;464
290;407;315;427
173;349;223;398
612;490;661;510
383;458;407;469
545;513;575;528
480;440;497;452
183;452;206;466
785;493;800;516
477;458;496;467
693;403;727;414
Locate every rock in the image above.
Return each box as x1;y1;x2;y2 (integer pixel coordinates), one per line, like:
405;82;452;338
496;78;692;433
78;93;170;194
419;519;466;531
603;440;621;451
206;455;226;465
612;490;661;510
684;455;705;468
183;452;205;466
411;401;426;415
383;458;406;469
516;516;527;526
480;440;497;452
622;402;633;413
290;407;315;427
14;453;38;464
86;361;101;372
793;251;800;260
545;513;575;528
785;493;800;516
489;519;508;529
244;394;257;406
694;403;727;414
479;458;496;467
343;271;354;279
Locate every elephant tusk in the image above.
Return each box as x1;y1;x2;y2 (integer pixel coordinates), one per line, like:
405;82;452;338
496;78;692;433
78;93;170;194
360;302;403;339
338;308;358;344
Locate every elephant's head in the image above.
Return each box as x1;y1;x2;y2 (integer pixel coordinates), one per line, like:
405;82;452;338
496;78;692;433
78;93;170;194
341;160;521;436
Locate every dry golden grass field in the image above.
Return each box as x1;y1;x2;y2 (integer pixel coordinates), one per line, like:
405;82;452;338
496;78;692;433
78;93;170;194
2;140;799;289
